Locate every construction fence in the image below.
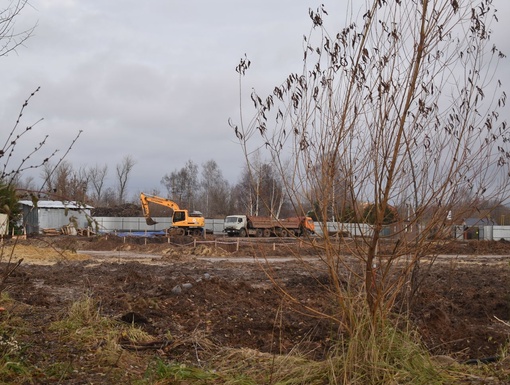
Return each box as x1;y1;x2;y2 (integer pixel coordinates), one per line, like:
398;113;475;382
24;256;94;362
91;217;510;241
93;217;225;235
92;217;374;237
103;230;315;254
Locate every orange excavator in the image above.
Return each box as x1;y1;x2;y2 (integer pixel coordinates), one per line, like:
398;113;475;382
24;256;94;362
140;193;205;236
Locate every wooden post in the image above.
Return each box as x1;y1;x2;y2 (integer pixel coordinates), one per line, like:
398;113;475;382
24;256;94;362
236;239;239;252
273;243;276;251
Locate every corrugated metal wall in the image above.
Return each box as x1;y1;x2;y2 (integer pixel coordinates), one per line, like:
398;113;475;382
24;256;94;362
37;208;90;229
23;207;91;234
22;205;39;234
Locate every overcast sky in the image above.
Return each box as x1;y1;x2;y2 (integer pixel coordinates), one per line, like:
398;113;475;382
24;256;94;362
1;1;509;201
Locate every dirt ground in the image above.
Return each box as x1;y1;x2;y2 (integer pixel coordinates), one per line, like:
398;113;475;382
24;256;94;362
1;234;510;382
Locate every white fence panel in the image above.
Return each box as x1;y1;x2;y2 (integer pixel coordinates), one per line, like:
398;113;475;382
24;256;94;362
93;217;226;234
92;217;172;232
490;226;510;241
207;219;226;235
314;222;373;237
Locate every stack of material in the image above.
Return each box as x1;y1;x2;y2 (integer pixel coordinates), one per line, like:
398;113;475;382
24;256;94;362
61;225;77;235
77;228;95;236
42;228;61;236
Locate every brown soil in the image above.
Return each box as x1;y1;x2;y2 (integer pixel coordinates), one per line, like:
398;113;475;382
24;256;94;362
1;235;510;383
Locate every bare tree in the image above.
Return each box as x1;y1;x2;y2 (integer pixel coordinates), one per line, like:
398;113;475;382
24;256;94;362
229;176;250;215
233;0;509;341
49;161;73;197
231;157;289;218
2;88;83;189
160;160;199;210
198;159;230;217
88;164;108;205
115;155;136;204
0;0;35;59
102;187;117;207
40;161;89;202
69;166;89;203
11;174;36;194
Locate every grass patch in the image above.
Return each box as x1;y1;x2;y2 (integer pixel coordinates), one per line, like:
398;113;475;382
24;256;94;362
0;294;33;384
48;295;158;379
203;314;453;385
139;359;222;384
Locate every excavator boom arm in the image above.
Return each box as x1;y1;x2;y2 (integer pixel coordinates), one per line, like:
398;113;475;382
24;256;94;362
140;193;181;225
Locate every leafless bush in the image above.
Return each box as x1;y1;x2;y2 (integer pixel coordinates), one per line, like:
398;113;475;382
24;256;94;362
232;0;509;333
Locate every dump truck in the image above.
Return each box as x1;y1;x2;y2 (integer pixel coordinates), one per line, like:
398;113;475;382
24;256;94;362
223;215;315;237
140;193;205;236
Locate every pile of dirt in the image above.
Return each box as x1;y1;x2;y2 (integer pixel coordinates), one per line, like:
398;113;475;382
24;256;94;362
91;203;142;217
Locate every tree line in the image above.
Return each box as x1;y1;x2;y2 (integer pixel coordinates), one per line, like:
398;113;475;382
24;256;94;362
8;149;510;224
11;155;306;220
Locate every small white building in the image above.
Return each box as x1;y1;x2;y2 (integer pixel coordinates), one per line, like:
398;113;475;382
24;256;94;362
19;200;93;235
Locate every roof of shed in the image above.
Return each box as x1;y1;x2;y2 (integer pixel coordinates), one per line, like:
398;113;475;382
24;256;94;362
19;200;93;210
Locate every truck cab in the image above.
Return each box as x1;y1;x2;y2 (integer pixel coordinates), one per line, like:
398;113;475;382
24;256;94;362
223;215;248;237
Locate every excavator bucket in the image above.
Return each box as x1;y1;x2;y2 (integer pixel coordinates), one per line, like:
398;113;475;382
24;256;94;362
145;217;158;226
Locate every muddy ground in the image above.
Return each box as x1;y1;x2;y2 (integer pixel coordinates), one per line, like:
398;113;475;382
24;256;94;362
1;235;510;381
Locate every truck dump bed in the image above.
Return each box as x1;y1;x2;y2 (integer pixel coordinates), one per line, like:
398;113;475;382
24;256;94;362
247;216;276;229
248;216;312;230
279;217;303;228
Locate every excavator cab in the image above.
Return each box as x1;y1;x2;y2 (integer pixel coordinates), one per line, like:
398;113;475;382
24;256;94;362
173;211;186;222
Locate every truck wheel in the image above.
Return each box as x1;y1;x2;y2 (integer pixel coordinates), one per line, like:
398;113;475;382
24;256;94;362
263;229;271;237
256;229;263;237
280;229;288;237
239;229;247;237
